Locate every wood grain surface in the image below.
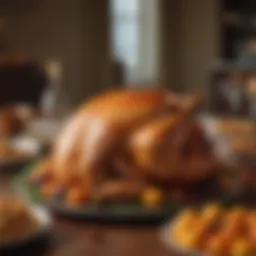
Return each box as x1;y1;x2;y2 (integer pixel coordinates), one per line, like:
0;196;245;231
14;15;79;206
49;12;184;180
2;217;176;256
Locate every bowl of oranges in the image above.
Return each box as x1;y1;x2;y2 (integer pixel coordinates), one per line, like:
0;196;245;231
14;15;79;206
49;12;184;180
162;203;256;256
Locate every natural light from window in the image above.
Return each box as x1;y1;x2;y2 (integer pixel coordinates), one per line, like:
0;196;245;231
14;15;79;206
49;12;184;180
111;0;159;84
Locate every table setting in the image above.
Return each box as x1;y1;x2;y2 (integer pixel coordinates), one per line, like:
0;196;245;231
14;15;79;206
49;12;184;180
0;89;255;256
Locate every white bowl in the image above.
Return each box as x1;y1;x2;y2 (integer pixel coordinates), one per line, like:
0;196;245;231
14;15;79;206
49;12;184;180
0;205;52;249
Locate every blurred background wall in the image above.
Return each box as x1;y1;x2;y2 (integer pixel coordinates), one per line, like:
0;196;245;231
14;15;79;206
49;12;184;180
0;0;221;112
0;0;111;114
160;0;220;92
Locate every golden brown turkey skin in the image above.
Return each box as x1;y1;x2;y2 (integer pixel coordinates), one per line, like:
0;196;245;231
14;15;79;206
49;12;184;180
47;90;181;183
127;115;216;182
31;89;216;204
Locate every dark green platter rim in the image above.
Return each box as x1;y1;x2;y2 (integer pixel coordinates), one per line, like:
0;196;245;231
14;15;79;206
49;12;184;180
12;163;239;224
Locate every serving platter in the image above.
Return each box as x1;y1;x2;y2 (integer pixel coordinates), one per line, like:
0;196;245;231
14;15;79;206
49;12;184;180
13;165;181;223
12;163;239;224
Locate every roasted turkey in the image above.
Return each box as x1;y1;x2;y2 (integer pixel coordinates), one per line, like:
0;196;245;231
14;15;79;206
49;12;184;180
31;89;218;205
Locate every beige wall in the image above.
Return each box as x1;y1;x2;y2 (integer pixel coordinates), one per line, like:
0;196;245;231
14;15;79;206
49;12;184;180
180;0;220;92
136;0;160;84
1;0;110;114
160;0;220;92
1;0;220;107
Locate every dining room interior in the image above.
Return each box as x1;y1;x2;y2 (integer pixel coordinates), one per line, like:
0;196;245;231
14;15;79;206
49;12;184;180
0;0;255;256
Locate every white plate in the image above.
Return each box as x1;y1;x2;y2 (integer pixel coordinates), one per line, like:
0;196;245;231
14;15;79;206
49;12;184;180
0;136;43;170
0;205;52;249
11;136;42;155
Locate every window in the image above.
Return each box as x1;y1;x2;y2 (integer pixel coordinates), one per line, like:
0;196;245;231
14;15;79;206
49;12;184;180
111;0;159;84
111;0;140;70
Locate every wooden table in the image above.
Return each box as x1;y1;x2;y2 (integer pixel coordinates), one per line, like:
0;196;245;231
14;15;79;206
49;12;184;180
2;217;174;256
0;154;176;256
50;219;171;256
